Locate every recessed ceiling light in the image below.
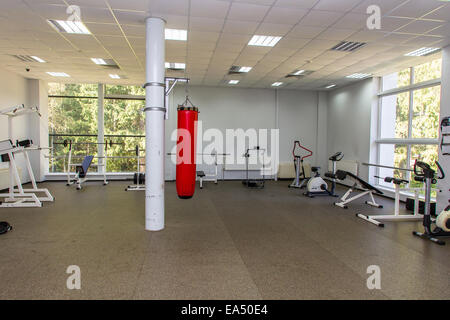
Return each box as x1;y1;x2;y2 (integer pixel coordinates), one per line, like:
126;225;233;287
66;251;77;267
272;82;283;87
239;66;252;73
325;84;336;89
46;72;70;77
248;35;282;47
346;73;371;79
109;74;120;79
229;66;252;74
91;58;107;65
229;80;239;85
165;62;186;70
165;29;187;41
404;47;440;57
293;70;304;76
30;56;46;63
13;55;46;63
47;20;91;34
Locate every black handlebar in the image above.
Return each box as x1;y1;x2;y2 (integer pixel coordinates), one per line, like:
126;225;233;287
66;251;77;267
413;159;445;180
329;152;344;162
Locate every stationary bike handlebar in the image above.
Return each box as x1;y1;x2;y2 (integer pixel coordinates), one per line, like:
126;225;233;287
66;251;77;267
292;140;313;160
329;152;344;162
413;160;445;181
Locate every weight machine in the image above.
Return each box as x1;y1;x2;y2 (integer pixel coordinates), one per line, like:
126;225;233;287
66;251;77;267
0;105;54;208
52;139;122;190
242;146;266;189
126;145;146;191
167;152;229;189
356;163;424;227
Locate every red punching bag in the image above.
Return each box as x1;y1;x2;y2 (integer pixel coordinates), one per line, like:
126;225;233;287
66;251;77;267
176;99;199;199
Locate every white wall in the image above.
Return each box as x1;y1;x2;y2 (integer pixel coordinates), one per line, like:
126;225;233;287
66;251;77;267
166;85;321;180
327;79;374;181
0;68;32;185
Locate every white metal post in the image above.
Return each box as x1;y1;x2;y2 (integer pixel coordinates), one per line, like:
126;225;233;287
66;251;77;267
145;17;166;231
98;83;105;173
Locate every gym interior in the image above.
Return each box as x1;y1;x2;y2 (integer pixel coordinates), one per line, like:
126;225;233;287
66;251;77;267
0;0;449;301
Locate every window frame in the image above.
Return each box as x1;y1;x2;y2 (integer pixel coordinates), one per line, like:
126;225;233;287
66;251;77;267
48;83;146;174
375;62;441;190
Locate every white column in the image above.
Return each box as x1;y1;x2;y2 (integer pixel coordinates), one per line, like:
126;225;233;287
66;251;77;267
316;92;328;172
98;83;105;173
438;46;450;212
145;17;166;231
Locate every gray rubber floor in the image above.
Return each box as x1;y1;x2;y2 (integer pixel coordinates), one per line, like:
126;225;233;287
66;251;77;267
0;180;449;300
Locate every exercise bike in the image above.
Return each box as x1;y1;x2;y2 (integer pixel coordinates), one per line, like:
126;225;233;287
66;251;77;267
412;160;450;245
289;141;313;189
304;152;343;197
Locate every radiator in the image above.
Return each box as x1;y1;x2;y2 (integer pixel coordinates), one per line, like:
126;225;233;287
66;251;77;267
278;161;312;179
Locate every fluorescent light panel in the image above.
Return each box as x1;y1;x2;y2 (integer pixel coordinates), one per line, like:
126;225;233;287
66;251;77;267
91;58;107;65
165;29;187;41
325;84;336;89
109;74;120;79
30;56;45;63
293;70;304;76
46;72;70;77
48;20;90;34
228;80;239;84
404;47;440;57
248;35;282;47
346;73;371;79
239;66;252;73
272;82;283;87
165;62;186;69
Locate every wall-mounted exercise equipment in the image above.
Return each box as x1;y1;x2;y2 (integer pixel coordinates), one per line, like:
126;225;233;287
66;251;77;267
176;97;199;199
440;116;450;155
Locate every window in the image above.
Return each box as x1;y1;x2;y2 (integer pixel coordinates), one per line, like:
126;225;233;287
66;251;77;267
48;83;145;173
104;98;145;172
376;59;441;194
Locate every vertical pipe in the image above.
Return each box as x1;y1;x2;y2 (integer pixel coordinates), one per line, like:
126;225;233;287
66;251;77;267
98;83;105;173
145;17;166;231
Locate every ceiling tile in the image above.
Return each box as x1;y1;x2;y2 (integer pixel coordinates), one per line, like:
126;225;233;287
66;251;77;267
388;0;444;19
299;10;344;27
264;7;308;24
227;2;271;22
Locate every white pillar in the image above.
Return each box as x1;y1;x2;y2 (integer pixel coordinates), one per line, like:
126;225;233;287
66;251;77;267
98;83;105;173
438;46;450;212
145;17;166;231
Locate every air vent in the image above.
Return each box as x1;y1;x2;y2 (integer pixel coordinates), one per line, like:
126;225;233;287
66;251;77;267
12;55;45;63
285;70;314;78
331;41;366;52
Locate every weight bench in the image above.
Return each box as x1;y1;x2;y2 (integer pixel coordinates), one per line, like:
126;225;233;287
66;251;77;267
333;170;383;209
197;170;205;189
69;155;94;190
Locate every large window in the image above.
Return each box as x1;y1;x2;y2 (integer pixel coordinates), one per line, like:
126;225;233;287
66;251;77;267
376;59;441;193
48;83;145;173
